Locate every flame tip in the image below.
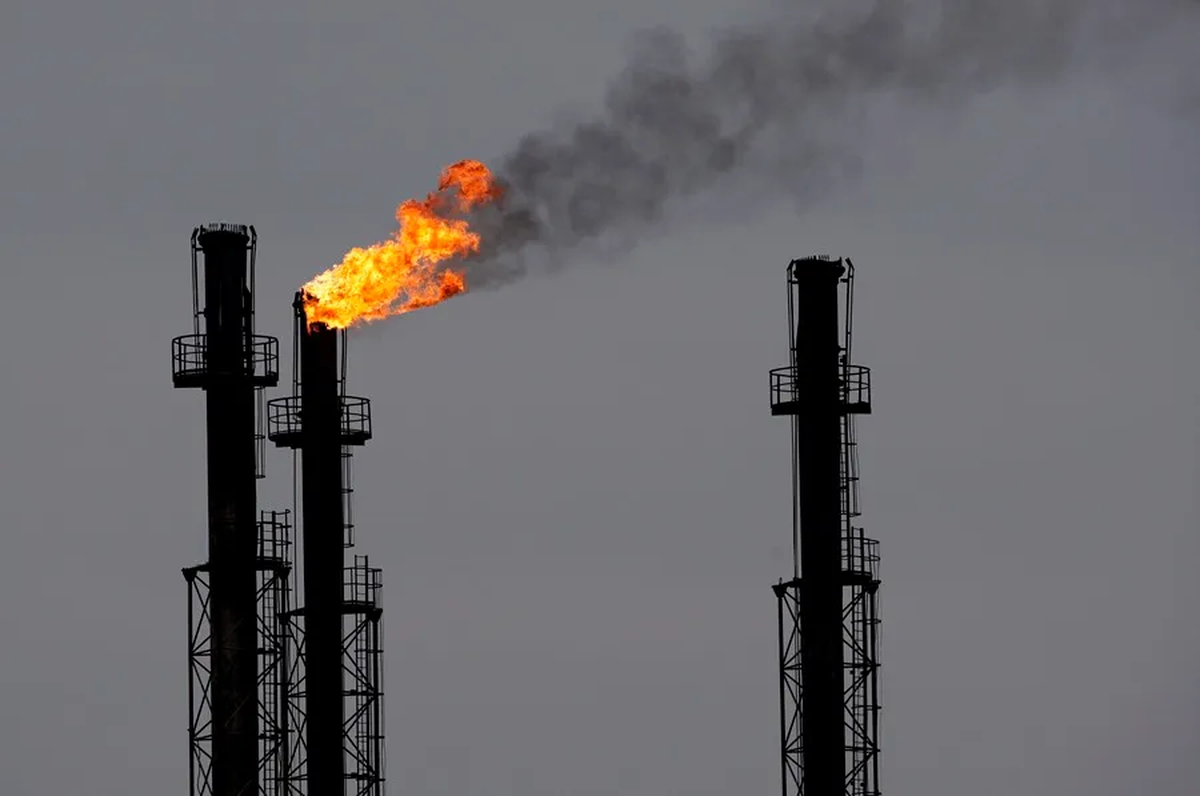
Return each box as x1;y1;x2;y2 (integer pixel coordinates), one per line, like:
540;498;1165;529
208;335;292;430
299;159;495;328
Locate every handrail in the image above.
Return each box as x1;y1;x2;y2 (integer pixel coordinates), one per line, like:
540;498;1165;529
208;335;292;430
842;529;880;579
344;556;383;604
770;363;871;408
172;333;279;382
266;394;372;441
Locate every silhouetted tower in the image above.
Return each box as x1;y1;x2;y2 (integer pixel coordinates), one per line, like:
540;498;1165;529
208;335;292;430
768;257;880;796
173;224;281;796
269;296;385;796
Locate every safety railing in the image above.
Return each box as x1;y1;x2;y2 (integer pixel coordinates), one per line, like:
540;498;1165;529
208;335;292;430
842;527;880;582
344;555;383;608
171;333;279;387
256;510;293;564
265;395;373;447
769;363;872;413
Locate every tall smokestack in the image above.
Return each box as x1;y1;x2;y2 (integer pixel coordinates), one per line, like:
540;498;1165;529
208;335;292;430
770;257;879;796
791;258;846;793
298;302;348;796
267;295;379;795
173;224;279;796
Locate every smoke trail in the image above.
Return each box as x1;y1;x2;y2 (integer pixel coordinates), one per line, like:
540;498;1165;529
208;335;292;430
461;0;1197;287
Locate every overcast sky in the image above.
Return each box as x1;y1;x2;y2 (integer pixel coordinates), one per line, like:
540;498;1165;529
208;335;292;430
0;1;1197;795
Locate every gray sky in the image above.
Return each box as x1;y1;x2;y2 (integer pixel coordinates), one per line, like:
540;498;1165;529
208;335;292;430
1;1;1197;795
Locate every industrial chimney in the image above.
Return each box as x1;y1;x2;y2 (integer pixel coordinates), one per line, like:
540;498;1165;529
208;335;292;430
768;257;880;796
268;297;385;796
172;224;281;796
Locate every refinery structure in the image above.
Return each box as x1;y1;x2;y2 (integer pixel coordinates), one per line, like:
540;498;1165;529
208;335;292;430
769;257;880;796
171;226;878;796
173;224;384;796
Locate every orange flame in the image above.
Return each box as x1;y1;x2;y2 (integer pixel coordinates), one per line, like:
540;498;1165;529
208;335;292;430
301;160;502;329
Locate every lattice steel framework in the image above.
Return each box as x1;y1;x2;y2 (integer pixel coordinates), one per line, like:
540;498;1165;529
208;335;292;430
343;556;386;796
277;609;307;796
184;510;294;796
768;257;880;796
274;558;386;796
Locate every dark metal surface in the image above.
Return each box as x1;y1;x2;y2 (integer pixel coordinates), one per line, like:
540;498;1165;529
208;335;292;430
174;225;280;796
768;257;880;796
793;258;847;796
268;297;385;796
299;319;349;796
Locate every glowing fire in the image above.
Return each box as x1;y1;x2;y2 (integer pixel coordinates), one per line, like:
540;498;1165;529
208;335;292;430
301;159;502;329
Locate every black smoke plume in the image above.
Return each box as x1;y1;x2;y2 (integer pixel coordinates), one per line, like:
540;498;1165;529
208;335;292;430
460;0;1197;287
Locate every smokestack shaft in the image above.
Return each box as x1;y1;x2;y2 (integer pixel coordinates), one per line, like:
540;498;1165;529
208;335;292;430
200;231;260;796
299;318;347;795
792;260;846;793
